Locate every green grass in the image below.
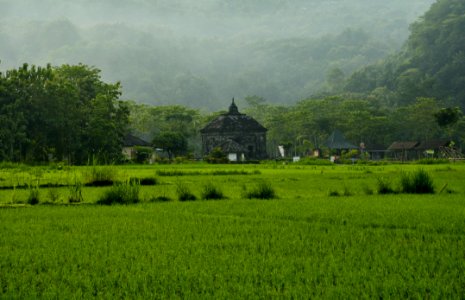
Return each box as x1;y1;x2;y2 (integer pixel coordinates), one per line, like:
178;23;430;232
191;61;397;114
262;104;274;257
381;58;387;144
1;196;465;298
1;162;465;297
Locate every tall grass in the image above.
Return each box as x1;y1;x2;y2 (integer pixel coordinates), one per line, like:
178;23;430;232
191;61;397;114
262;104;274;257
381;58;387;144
176;181;197;201
85;165;117;186
377;177;396;194
244;182;277;199
400;169;435;194
27;184;40;205
97;180;140;205
201;182;226;200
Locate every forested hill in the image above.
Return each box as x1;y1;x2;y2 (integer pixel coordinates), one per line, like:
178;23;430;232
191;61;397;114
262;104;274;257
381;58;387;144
345;0;465;110
0;0;434;109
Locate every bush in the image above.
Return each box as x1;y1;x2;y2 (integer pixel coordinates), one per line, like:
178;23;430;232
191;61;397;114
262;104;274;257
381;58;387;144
201;183;226;200
204;147;229;164
400;169;435;194
97;180;141;205
176;182;197;201
377;177;396;194
245;182;276;199
134;146;153;164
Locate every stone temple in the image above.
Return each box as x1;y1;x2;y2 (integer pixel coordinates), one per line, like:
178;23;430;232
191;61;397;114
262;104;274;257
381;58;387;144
200;99;267;161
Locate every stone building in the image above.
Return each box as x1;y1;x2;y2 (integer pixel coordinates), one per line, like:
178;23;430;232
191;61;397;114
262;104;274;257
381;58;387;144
200;100;267;161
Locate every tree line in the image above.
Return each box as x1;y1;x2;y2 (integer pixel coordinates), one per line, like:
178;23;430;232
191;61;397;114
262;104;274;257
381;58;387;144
0;63;128;164
1;61;464;164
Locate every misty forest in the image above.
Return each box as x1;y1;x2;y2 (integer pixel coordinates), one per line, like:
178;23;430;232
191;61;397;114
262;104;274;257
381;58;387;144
1;0;465;163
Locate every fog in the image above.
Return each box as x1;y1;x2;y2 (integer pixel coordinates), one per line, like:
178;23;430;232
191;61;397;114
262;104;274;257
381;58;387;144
0;0;435;109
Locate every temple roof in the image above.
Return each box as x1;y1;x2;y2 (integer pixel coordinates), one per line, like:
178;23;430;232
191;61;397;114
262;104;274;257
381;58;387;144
200;99;267;133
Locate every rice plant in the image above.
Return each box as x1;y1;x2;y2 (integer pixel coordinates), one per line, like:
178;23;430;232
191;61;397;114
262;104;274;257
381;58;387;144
176;181;197;201
377;177;396;194
97;180;141;205
400;169;435;194
244;181;276;199
27;184;40;205
201;182;226;200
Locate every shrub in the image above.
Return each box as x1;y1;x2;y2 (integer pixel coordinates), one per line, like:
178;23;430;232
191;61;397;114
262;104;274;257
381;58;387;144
377;177;396;194
400;169;435;194
134;146;153;164
176;182;196;201
204;147;229;164
201;183;226;200
245;182;276;199
97;180;140;205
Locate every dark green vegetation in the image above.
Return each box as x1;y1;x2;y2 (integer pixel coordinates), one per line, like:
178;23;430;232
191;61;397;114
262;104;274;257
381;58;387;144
1;163;465;298
0;64;128;164
0;0;434;108
97;180;141;205
345;0;465;111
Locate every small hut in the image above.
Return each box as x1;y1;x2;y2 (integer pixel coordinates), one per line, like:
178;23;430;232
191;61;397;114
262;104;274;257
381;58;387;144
387;141;419;161
122;134;152;161
414;139;451;159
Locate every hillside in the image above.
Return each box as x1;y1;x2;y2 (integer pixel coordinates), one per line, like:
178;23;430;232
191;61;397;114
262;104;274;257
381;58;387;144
345;0;465;110
0;0;434;109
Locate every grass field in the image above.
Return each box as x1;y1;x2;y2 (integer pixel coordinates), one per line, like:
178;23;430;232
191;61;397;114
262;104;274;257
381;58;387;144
1;162;465;298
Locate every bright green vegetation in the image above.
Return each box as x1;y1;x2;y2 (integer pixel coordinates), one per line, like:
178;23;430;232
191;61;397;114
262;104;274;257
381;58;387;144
1;163;465;298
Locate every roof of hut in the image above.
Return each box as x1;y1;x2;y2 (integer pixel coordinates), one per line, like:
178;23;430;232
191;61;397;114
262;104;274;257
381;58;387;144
387;141;419;151
415;139;451;150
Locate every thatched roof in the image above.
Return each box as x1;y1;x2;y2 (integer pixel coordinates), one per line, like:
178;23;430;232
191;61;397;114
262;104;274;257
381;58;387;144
123;134;151;147
326;130;357;149
201;100;267;134
387;141;419;151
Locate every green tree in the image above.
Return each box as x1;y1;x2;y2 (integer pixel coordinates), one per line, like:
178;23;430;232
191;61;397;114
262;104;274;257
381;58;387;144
152;132;188;160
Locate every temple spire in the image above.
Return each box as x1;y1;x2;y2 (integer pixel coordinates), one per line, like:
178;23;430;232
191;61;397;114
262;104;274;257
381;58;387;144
228;97;239;115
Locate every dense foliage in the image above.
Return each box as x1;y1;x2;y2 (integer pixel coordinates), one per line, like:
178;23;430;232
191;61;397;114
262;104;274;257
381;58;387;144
345;0;465;110
0;64;129;164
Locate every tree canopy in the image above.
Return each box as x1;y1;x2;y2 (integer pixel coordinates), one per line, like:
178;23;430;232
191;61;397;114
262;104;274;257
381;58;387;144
0;63;129;164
